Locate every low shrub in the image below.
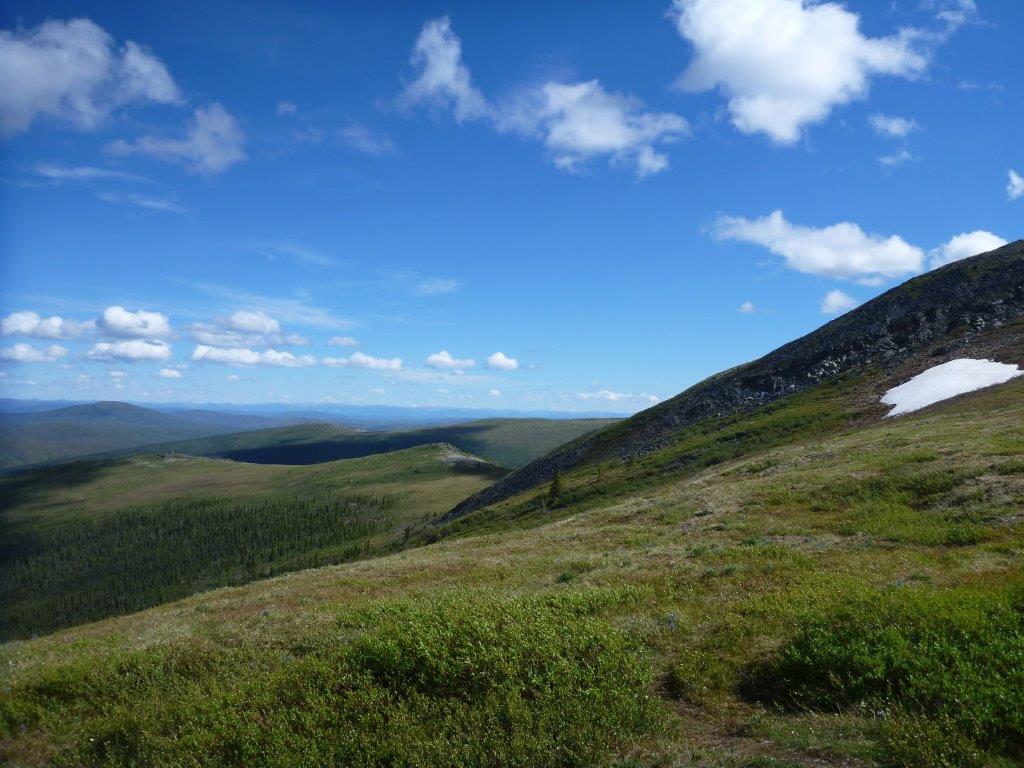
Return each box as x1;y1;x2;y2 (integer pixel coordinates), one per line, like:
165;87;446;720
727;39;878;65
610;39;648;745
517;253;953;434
3;592;660;767
742;583;1024;765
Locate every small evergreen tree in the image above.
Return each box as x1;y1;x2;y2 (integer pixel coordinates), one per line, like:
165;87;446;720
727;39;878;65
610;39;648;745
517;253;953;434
548;469;562;505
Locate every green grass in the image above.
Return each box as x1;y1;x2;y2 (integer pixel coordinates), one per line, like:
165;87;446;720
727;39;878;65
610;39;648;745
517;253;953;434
0;591;659;767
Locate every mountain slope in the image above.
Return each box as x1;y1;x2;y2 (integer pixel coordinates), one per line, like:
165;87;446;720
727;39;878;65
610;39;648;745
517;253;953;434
0;402;289;470
84;417;619;470
3;367;1022;767
450;239;1024;519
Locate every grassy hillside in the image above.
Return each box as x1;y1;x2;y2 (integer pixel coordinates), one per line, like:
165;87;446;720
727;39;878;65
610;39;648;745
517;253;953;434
89;416;619;470
0;402;293;470
0;445;504;640
2;371;1022;765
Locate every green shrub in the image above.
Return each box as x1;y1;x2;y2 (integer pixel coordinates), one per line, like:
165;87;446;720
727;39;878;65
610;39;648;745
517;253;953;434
4;592;660;767
743;583;1024;765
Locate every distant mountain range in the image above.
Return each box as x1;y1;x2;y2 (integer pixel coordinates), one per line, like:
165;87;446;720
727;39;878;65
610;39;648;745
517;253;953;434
0;399;620;471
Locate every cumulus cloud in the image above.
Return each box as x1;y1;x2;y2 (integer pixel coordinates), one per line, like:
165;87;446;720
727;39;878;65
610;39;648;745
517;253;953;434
499;80;689;177
321;351;402;370
738;301;756;314
191;345;315;367
187;311;309;348
107;103;246;174
669;0;928;144
222;310;279;335
1008;170;1024;201
1;311;91;339
489;388;501;397
401;17;687;177
88;339;172;362
715;210;924;281
0;342;68;363
426;349;475;370
338;122;396;155
487;351;519;371
96;306;171;339
329;336;359;347
0;18;180;136
869;114;918;138
414;277;460;296
157;367;181;379
928;230;1008;269
821;289;859;315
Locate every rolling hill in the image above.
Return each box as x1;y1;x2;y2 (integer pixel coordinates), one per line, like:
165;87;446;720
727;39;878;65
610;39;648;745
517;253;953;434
81;416;619;470
2;241;1023;767
0;401;297;470
0;444;505;640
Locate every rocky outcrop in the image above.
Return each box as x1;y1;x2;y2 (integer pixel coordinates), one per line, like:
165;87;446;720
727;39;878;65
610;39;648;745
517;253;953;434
446;240;1024;520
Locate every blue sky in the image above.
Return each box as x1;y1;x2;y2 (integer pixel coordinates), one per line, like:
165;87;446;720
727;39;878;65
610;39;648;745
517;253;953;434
0;0;1020;413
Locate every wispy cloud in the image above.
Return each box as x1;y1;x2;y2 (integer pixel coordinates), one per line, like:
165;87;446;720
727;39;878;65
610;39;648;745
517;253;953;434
338;122;396;155
98;191;187;214
414;277;460;296
190;282;355;330
247;241;335;267
35;163;147;183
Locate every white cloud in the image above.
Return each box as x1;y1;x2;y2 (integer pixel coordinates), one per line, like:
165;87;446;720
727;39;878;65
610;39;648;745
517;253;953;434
191;345;315;367
107;103;245;174
222;310;280;334
500;80;689;177
88;339;172;361
276;100;297;115
738;301;756;314
0;18;180;136
487;351;519;371
97;306;171;339
329;336;359;347
1;311;91;339
401;16;490;122
0;342;68;363
869;114;918;138
879;149;915;167
321;351;402;370
715;210;924;281
34;163;145;182
157;367;181;379
670;0;928;144
1008;170;1024;201
426;349;475;370
414;277;460;296
928;230;1008;269
820;289;859;315
402;18;687;177
489;388;501;397
338;122;396;155
576;389;659;406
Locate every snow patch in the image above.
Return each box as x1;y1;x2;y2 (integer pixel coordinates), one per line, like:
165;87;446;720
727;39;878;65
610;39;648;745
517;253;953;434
881;358;1022;417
